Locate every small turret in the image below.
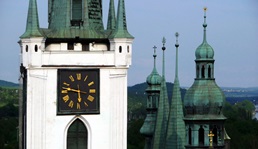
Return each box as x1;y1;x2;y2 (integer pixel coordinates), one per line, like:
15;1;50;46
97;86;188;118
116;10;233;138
20;0;42;38
140;46;161;149
110;0;133;38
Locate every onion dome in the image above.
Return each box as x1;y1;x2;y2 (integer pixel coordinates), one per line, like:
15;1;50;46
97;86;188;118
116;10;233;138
195;8;214;60
184;8;226;120
146;46;162;90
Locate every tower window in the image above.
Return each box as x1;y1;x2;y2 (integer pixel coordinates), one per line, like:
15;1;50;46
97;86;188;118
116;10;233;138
119;46;122;53
208;65;211;78
127;46;130;53
71;0;83;26
201;65;205;78
35;45;38;52
197;65;200;78
213;126;218;145
188;127;192;145
67;119;88;149
198;126;204;145
25;45;28;52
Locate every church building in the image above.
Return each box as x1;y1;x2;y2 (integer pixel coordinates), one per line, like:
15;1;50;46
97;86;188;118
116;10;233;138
18;0;133;149
140;8;230;149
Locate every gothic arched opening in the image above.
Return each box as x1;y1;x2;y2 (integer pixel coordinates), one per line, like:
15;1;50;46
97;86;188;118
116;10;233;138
198;126;204;146
213;126;218;145
188;127;192;145
201;65;205;78
67;119;88;149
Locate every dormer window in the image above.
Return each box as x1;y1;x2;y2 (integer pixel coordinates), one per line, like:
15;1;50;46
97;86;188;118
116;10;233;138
71;0;83;26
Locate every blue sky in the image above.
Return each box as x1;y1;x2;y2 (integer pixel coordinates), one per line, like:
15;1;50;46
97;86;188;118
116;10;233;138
0;0;257;87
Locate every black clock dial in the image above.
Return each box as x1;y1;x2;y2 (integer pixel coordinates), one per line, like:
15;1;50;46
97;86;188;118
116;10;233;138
57;69;100;115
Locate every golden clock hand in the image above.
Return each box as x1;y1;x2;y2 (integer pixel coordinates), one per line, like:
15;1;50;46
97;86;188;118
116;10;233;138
62;87;87;94
77;85;82;103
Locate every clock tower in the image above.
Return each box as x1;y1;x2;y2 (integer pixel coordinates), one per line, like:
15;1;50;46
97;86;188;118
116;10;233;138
18;0;133;149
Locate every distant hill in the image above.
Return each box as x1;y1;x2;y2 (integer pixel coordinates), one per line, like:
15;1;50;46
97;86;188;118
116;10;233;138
128;82;187;101
0;80;19;88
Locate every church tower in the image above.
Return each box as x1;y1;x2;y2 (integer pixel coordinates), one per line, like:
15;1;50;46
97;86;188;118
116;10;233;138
183;8;226;149
166;33;185;149
140;46;162;149
18;0;133;148
152;38;170;149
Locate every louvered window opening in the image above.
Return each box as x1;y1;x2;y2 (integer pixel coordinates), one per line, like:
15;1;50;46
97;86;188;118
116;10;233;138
71;0;83;26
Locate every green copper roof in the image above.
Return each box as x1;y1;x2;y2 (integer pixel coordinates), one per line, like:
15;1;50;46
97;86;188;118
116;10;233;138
21;0;133;39
140;113;157;137
107;0;116;31
45;0;107;39
110;0;133;38
166;33;185;149
195;9;214;60
146;46;162;89
20;0;42;38
152;40;169;149
184;80;226;118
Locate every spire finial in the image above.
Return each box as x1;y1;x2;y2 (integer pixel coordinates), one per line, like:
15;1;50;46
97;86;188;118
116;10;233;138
202;7;207;42
203;7;207;28
153;46;157;69
162;37;166;51
175;32;179;79
162;37;166;77
153;45;157;58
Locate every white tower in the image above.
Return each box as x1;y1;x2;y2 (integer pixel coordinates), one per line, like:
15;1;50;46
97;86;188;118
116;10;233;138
18;0;133;149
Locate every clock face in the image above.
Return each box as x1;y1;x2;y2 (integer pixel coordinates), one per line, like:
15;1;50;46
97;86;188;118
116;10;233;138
57;69;100;115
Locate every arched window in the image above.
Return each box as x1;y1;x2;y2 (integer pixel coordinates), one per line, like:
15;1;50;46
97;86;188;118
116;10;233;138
26;45;28;52
127;45;130;53
208;65;211;78
213;126;218;145
201;65;205;78
67;119;88;149
188;127;192;145
196;65;200;78
198;126;204;145
34;45;38;52
119;46;122;53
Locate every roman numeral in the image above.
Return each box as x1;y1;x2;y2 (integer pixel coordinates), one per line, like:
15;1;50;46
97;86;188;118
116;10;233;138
63;82;70;86
84;101;88;107
62;90;68;94
68;100;74;108
84;75;88;81
77;103;81;109
88;81;94;86
87;95;94;102
89;89;96;93
63;95;69;103
76;73;81;80
69;75;75;82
